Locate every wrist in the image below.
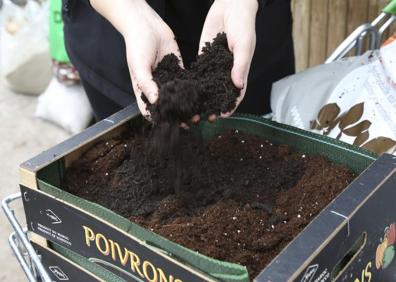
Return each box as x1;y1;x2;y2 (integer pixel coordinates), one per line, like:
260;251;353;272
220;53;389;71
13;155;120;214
115;0;149;36
90;0;148;37
214;0;258;14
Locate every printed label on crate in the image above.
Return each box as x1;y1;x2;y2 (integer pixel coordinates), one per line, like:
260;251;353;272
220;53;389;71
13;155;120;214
32;242;100;281
22;186;213;282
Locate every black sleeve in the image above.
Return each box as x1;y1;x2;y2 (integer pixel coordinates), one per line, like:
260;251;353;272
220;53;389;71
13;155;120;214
259;0;267;7
62;0;92;20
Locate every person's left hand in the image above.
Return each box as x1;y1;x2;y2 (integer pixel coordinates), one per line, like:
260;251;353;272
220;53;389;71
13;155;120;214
199;0;259;122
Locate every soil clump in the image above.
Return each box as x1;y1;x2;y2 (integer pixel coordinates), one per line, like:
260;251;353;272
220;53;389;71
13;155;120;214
144;32;240;125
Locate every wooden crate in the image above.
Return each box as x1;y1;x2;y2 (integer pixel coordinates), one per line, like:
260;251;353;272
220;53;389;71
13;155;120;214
292;0;395;71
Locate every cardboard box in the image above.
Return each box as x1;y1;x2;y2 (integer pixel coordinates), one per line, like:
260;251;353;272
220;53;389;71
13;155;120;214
30;236;102;282
19;105;396;281
258;156;396;282
31;234;142;282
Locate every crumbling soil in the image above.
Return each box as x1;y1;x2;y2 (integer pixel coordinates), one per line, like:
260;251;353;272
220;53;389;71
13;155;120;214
144;33;241;125
143;33;242;187
63;128;355;279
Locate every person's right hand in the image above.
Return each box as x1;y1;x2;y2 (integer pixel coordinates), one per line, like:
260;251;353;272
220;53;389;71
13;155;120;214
124;1;186;118
123;1;183;118
90;0;183;118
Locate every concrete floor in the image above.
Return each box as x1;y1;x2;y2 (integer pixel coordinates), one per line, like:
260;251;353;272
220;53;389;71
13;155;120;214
0;82;70;281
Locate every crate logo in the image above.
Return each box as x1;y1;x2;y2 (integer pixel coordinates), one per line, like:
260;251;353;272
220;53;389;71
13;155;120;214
45;209;62;224
82;225;183;282
376;223;396;270
301;264;319;282
49;266;69;280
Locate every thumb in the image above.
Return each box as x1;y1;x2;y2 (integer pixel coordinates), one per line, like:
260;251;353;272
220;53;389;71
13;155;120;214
132;63;159;104
231;38;255;89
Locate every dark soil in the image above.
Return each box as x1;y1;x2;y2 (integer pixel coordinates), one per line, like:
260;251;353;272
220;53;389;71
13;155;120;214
143;33;242;188
144;33;241;125
63;128;355;279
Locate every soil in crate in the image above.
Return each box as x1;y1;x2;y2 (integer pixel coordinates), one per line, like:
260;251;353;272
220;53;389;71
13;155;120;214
63;128;355;278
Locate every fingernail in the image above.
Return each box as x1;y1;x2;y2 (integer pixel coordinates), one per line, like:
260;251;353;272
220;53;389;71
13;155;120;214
208;114;217;123
192;115;200;123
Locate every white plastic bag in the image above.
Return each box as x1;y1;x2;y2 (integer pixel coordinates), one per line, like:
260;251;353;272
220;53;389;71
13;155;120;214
0;0;51;95
271;52;377;128
35;78;93;134
271;39;396;155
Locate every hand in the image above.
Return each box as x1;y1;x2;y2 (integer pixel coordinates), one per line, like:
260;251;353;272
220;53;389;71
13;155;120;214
90;0;183;118
123;1;183;118
199;0;258;121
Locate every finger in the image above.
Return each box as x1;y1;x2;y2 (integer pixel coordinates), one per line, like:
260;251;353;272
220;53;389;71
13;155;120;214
135;89;152;120
130;70;153;120
208;114;217;123
198;3;224;55
199;27;223;55
220;87;246;118
180;122;190;130
192;115;200;123
158;37;185;69
220;109;236;119
231;38;255;90
131;62;159;104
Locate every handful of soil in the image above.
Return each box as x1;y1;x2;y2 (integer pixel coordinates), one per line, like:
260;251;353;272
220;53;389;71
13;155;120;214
143;33;241;125
143;33;242;186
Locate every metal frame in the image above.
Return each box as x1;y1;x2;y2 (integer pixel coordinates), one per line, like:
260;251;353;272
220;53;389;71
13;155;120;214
2;193;51;282
326;12;396;63
2;5;396;282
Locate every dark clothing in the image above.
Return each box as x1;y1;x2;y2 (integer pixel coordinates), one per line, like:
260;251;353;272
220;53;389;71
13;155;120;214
62;0;295;119
81;79;122;120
